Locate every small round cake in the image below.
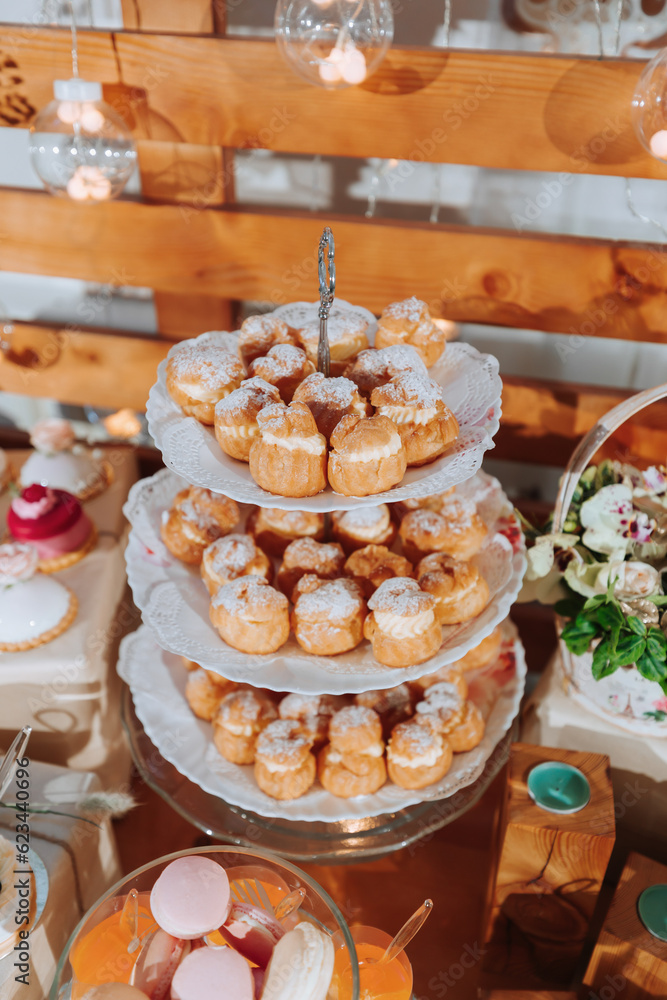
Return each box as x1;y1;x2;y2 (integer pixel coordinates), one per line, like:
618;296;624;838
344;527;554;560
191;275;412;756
8;485;96;572
0;543;78;651
20;418;111;501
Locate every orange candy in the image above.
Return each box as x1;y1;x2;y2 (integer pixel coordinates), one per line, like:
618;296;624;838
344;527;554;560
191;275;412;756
71;891;155;991
333;939;413;1000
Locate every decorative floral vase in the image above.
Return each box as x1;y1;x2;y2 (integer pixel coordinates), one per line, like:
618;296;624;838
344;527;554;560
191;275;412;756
552;383;667;738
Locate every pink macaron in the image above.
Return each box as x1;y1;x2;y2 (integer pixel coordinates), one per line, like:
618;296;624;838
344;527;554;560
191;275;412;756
218;901;285;968
131;928;190;1000
170;946;254;1000
150;857;231;940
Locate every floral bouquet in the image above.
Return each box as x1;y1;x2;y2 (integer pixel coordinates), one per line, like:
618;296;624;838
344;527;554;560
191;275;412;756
520;460;667;716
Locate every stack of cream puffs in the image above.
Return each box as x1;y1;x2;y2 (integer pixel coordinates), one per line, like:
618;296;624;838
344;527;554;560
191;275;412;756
160;481;494;665
165;298;459;498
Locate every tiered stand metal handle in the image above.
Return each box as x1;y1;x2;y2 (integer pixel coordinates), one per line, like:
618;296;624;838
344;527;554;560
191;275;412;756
552;382;667;533
317;227;336;378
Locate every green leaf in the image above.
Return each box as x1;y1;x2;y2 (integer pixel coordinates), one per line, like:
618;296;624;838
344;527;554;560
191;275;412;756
625;616;647;637
613;634;646;667
561;619;599;656
595;603;625;630
583;594;607;612
636;649;667;684
646;595;667;607
646;628;667;659
592;639;618;680
554;597;585;619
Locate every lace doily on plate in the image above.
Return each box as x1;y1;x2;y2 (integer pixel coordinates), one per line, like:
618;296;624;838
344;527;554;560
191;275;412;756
124;468;526;695
146;319;502;511
118;622;526;822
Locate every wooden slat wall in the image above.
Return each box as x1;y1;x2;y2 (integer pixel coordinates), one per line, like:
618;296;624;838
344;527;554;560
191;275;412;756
1;28;665;178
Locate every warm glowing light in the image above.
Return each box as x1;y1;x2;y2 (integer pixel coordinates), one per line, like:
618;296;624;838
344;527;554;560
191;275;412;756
319;44;367;85
66;165;112;202
649;129;667;159
56;100;106;132
103;408;142;438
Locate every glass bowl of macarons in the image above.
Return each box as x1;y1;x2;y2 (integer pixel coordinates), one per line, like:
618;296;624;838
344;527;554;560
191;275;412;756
51;846;359;1000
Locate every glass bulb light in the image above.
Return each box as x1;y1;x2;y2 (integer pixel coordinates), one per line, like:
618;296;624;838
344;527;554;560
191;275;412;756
29;79;137;202
275;0;394;90
633;47;667;164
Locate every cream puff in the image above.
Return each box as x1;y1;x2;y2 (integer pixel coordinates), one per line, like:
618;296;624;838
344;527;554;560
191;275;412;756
185;668;236;721
209;576;290;654
292;372;371;439
415;552;490;625
448;701;485;752
343;545;413;599
246;507;325;556
387;720;453;789
295;310;370;376
454;625;503;672
278;693;341;751
248;344;315;403
414;682;465;735
276;537;345;601
375;297;447;367
254;719;316;800
355;684;414;740
344;344;428;398
238;314;298;367
201;533;273;595
166;340;245;425
371;372;459;467
410;661;468;699
213;689;278;764
331;505;396;555
328;414;406;497
214;377;282;462
250;402;327;498
161;487;240;565
399;501;487;564
364;577;442;668
318;705;387;798
291;577;366;656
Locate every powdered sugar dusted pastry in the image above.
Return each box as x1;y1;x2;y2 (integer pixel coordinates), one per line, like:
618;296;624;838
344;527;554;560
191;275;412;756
295;310;369;376
390;491;450;523
364;577;441;667
201;534;273;595
214;377;282;462
248;344;315;403
455;625;503;672
371;372;459;467
331;504;396;555
399;501;487;563
213;689;278;764
0;543;78;652
414;682;465;735
209;576;290;654
166;340;245;425
247;507;325;556
161;487;240;565
448;701;485;752
318;705;387;798
238;314;298;367
387;720;452;789
415;552;490;624
276;537;345;601
291;577;366;656
375;297;447;367
292;372;371;440
355;684;414;739
250;402;327;498
343;544;413;599
344;344;428;398
328;414;406;497
278;693;341;750
410;661;468;699
185;667;236;721
254;719;316;800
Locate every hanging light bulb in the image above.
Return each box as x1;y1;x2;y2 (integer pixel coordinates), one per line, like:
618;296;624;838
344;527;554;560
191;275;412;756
29;78;137;201
275;0;394;90
632;47;667;165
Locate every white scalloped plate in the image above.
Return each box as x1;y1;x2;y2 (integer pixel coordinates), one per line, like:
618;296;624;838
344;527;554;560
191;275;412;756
118;622;526;822
123;468;526;695
146;304;502;511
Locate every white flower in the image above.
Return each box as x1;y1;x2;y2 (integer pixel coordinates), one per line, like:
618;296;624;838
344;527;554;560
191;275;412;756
519;534;581;604
564;559;607;598
524;533;580;581
596;560;661;601
580;484;648;556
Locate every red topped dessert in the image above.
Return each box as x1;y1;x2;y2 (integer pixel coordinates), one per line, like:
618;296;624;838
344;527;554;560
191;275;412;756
7;484;96;572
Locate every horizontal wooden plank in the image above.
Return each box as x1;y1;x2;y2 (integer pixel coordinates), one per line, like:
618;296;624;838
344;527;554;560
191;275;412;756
1;27;664;178
2;325;665;473
119;0;215;33
2;190;667;342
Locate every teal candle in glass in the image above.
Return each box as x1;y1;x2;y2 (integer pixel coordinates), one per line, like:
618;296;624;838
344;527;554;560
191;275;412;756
526;761;591;814
638;885;667;941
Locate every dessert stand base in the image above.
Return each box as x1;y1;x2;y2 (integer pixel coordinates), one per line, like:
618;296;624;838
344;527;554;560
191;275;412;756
122;686;513;863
